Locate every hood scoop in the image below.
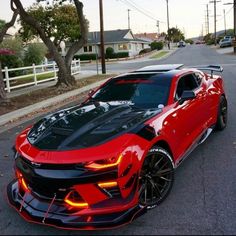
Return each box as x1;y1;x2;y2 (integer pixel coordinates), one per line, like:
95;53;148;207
27;102;162;151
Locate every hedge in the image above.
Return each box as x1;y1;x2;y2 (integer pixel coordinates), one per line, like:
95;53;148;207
150;41;164;51
74;52;129;61
73;54;97;61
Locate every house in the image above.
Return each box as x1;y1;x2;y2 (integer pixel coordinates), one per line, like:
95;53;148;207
134;32;159;42
134;32;167;43
75;29;151;57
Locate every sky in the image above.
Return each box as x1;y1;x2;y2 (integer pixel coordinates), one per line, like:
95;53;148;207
0;0;234;38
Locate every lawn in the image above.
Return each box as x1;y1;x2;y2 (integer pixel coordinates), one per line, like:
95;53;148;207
150;51;169;59
10;72;55;86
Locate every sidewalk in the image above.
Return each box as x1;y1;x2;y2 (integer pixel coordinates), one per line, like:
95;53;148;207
211;45;234;55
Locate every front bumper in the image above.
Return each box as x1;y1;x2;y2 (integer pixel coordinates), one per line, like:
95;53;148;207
7;180;147;230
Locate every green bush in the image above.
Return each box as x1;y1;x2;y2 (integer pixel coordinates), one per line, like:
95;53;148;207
24;43;47;66
115;52;129;58
73;54;97;61
206;39;215;45
105;47;114;59
139;48;152;55
185;39;194;45
150;41;164;51
0;37;24;76
0;55;24;77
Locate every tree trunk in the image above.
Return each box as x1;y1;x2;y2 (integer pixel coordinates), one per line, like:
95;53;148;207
11;0;88;88
0;62;7;103
12;0;76;87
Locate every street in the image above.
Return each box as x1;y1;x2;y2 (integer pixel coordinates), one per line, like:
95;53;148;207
1;45;236;235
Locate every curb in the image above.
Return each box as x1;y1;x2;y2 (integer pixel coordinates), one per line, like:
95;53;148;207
0;79;109;127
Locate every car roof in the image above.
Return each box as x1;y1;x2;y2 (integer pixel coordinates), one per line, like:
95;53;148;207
134;64;184;73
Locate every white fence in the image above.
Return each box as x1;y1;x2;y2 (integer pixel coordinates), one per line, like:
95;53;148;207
2;59;81;93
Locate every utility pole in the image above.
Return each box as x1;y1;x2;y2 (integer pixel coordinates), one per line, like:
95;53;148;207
99;0;106;74
224;9;227;35
207;4;210;34
224;0;236;53
157;20;160;34
166;0;170;34
234;0;236;53
210;0;221;46
128;9;131;29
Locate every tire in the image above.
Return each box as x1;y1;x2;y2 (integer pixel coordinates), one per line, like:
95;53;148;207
138;147;174;209
215;96;228;131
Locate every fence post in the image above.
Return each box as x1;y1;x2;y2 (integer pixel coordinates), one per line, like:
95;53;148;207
4;66;10;93
53;62;57;80
78;59;81;71
33;63;37;85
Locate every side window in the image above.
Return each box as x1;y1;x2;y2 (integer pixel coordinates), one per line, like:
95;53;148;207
176;74;198;100
194;72;204;87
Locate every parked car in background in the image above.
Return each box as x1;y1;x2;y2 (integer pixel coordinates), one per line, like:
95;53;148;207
178;40;186;47
224;36;234;41
219;38;233;48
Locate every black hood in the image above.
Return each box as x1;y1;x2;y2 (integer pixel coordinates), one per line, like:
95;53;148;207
27;102;161;151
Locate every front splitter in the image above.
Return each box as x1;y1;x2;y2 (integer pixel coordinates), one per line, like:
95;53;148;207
7;180;147;230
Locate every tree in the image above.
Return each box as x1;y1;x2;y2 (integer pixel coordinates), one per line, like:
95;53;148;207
150;41;164;51
11;0;88;87
0;6;19;103
106;47;114;58
24;43;47;66
167;27;185;43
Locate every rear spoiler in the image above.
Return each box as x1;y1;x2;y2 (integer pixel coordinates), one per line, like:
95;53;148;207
191;65;223;77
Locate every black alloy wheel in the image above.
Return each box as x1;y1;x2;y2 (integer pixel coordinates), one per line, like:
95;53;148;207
216;96;228;131
139;147;174;209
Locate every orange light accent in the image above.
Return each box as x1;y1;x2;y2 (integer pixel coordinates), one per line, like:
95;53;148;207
64;199;88;208
64;192;88;209
85;154;123;170
21;178;29;192
98;181;118;188
16;170;29;192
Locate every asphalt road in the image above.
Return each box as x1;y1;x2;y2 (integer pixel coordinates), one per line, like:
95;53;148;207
1;45;236;235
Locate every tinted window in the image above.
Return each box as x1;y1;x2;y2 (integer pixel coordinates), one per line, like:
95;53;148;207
91;74;171;108
176;74;198;99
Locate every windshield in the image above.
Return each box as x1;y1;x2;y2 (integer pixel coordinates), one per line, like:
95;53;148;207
91;74;171;109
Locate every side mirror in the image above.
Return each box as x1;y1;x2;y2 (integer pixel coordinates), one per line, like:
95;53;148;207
179;90;196;104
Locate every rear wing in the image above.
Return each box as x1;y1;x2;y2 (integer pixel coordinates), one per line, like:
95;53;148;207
191;65;223;77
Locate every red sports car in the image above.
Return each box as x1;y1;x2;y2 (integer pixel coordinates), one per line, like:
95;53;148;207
7;64;227;230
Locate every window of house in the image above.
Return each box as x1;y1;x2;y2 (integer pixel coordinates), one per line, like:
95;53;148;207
84;46;93;52
129;44;132;50
118;44;128;50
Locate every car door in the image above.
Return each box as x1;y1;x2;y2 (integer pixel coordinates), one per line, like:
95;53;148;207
166;73;207;160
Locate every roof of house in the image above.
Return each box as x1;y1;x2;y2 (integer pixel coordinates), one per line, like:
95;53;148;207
134;33;159;42
88;29;149;44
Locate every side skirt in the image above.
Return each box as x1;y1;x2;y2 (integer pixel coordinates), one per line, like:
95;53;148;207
174;127;214;168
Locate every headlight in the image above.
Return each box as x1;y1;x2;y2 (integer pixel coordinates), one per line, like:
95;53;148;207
85;154;122;170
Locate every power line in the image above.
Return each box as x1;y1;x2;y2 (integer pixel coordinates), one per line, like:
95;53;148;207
118;0;165;24
127;0;162;21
